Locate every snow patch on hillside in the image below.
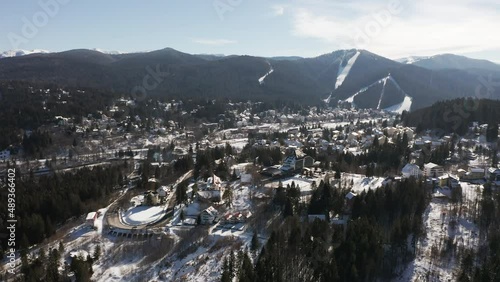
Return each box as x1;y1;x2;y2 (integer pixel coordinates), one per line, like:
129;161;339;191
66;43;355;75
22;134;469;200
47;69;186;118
376;76;390;110
344;76;387;104
335;51;360;89
384;95;413;113
344;74;413;112
323;94;332;104
258;62;274;85
396;56;431;64
383;75;413;113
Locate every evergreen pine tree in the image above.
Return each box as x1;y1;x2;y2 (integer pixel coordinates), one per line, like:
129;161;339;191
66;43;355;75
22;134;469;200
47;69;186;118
251;230;259;253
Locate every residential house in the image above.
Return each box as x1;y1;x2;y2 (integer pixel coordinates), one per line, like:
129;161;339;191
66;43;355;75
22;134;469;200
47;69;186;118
487;167;500;182
200;206;219;225
157;186;169;198
438;174;460;188
222;213;234;224
401;163;422;178
205;175;221;191
281;149;315;172
86;212;97;227
462;167;485;180
197;190;222;202
424;162;444;178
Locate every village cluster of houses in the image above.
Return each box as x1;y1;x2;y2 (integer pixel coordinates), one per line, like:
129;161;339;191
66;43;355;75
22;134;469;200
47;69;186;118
401;161;500;190
126;178;170;207
196;206;253;225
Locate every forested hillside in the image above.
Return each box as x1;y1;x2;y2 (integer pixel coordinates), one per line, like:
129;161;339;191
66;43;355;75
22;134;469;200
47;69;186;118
0;165;126;251
221;178;428;281
402;98;500;135
0;81;120;151
1;48;499;109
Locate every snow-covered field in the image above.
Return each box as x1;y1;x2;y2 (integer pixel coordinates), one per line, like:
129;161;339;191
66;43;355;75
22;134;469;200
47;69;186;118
342;173;386;193
223;138;248;152
266;175;321;198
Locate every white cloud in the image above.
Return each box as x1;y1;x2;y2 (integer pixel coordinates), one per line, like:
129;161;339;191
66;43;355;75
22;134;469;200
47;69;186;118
191;38;237;46
288;0;500;58
271;5;285;16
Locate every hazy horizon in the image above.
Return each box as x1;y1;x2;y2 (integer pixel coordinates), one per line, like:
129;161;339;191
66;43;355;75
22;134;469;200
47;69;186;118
1;0;499;63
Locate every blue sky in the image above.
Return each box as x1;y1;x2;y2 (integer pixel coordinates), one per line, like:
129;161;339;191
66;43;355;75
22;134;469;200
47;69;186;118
1;0;499;62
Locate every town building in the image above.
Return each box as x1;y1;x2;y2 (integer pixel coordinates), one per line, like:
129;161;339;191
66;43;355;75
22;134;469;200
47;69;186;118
86;212;97;227
281;149;314;172
424;162;444;178
401;163;422;178
200;206;219;224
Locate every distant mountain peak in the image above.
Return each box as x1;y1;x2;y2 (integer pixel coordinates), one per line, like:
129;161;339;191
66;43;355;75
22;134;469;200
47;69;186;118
0;49;50;59
396;53;500;71
91;48;124;55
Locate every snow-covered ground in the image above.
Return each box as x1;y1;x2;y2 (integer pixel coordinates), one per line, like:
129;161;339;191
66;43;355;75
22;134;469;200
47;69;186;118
321;119;373;129
397;183;482;282
222;138;248;152
321;121;351;129
121;205;166;225
231;182;253;211
335;51;360;89
266;175;320;196
342;173;386;193
155;229;255;281
383;75;413;113
384;95;413;114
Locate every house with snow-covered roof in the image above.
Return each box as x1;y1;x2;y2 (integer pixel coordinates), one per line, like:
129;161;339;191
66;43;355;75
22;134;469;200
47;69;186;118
200;206;219;225
461;167;485;181
86;212;97;227
423;162;444;178
207;174;222;190
487;167;500;182
401;163;422;178
157;186;169;198
280;149;314;172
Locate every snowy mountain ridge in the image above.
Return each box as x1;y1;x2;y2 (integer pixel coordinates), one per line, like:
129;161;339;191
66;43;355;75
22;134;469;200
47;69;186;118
0;48;127;59
395;55;432;64
0;49;50;58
